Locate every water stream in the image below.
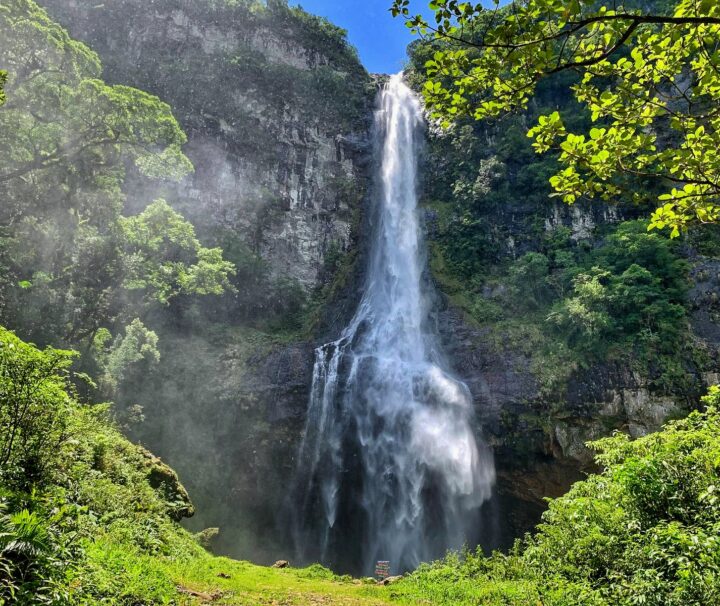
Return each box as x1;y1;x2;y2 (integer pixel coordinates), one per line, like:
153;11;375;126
290;74;495;574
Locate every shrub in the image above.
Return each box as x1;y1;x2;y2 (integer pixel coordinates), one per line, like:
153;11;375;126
0;326;202;603
0;328;76;491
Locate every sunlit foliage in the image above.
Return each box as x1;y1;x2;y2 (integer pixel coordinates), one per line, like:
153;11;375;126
0;326;202;604
0;0;192;186
0;328;75;491
393;0;720;235
120;199;236;306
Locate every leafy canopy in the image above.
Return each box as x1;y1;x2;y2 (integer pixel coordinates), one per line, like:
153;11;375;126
120;199;236;306
0;327;76;491
392;0;720;236
547;221;689;359
92;319;160;400
0;0;193;185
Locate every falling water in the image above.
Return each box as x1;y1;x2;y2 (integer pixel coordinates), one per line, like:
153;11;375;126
290;74;495;574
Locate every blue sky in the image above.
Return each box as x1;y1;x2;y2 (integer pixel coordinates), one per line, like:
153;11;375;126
292;1;506;74
290;0;436;74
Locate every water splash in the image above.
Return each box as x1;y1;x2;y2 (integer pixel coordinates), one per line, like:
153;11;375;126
290;74;495;574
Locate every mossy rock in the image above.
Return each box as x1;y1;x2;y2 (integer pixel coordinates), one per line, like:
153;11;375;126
139;446;195;520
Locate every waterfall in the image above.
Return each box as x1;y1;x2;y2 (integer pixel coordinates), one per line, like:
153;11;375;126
290;74;495;574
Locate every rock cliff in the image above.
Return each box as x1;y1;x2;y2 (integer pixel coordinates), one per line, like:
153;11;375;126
40;0;374;562
43;0;374;289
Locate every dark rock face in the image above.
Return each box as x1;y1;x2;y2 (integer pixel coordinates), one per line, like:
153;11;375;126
42;0;375;289
122;329;316;563
438;308;538;431
438;306;553;537
689;259;720;351
240;342;317;425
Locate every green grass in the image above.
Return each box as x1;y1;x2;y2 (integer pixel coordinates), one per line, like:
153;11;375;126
132;553;395;605
387;573;542;605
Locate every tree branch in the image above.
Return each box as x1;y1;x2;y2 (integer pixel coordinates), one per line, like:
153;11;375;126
546;21;639;74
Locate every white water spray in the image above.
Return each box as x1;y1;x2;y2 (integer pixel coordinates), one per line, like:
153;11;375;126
291;74;495;573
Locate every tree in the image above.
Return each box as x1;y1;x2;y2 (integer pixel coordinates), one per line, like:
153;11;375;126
0;1;236;349
547;221;689;362
92;319;160;399
119;199;236;308
0;0;192;199
392;0;720;235
0;326;76;490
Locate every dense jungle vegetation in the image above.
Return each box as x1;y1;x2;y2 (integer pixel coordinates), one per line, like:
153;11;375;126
1;0;720;604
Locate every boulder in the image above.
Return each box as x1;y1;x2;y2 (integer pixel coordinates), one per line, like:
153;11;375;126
380;575;403;585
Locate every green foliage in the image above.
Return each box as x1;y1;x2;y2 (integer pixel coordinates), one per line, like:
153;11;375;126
0;326;203;604
407;18;699;396
0;2;369;540
77;539;181;605
0;501;78;606
0;0;235;353
0;0;192;186
393;0;720;235
546;221;690;364
92;319;160;400
508;252;553;310
120;199;236;306
156;554;392;605
0;327;400;605
0;70;6;106
391;387;720;606
429;208;694;391
0;327;76;491
2;196;236;349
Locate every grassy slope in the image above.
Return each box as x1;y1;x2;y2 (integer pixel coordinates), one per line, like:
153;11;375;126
160;558;395;605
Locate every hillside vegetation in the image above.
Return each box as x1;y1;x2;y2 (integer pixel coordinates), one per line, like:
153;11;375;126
2;325;719;604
